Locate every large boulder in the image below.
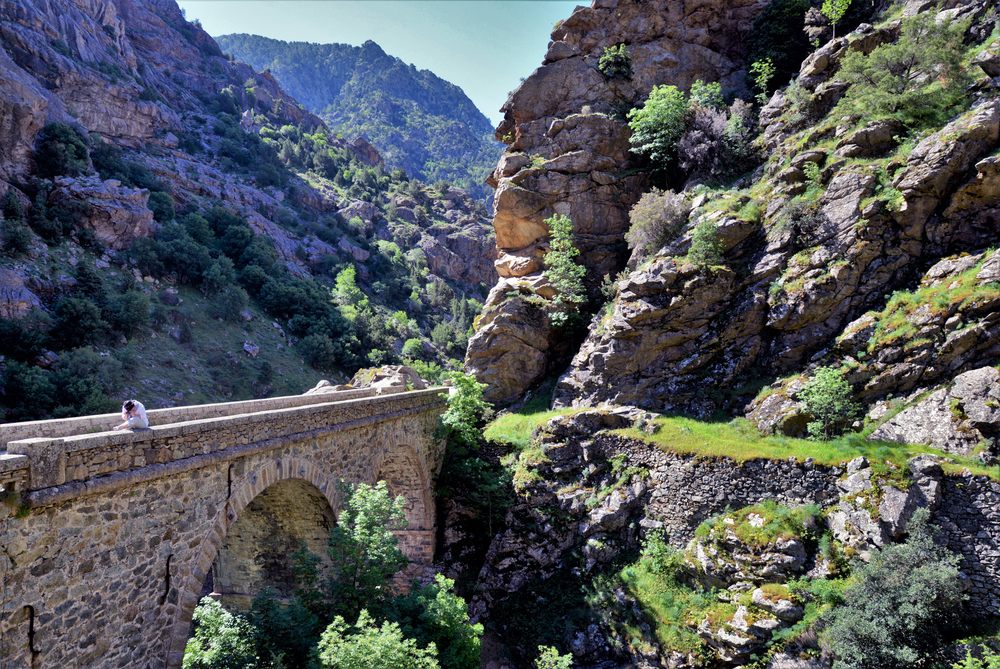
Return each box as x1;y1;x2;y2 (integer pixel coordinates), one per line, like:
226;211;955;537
47;176;154;249
827;456;943;555
466;289;557;407
306;365;430;396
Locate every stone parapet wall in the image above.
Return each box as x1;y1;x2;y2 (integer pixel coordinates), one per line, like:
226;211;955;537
0;387;386;449
635;448;844;545
601;434;1000;615
7;388;445;496
937;476;1000;614
0;453;28;494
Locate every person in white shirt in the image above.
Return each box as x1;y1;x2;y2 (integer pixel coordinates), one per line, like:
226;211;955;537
114;399;149;430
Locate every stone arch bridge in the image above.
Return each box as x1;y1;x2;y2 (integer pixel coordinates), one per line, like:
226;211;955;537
0;386;448;668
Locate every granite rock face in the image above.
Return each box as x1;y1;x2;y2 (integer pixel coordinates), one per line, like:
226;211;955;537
751;248;1000;436
556;75;1000;416
871;367;1000;455
467;0;772;406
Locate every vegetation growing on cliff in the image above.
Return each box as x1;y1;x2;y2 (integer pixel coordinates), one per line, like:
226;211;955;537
543;214;587;327
625;189;692;259
0;106;488;417
627;80;757;184
798;366;860;439
835;13;971;130
822;509;966;668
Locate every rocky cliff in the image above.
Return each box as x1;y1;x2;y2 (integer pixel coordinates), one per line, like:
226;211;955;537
547;0;999;424
466;0;772;406
458;0;1000;665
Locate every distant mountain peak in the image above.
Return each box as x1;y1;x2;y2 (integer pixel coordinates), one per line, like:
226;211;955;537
215;33;500;200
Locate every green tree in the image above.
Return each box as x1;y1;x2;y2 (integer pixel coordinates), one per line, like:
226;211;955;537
686;220;723;271
209;285;250;322
535;646;573;669
1;214;31;256
326;481;408;619
626;189;691;259
183;597;261;669
389;574;483;669
749;58;777;106
401;338;423;359
34;122;90;179
104;290;151;337
627;85;689;166
148;190;176;222
953;647;1000;669
297;333;339;371
543;214;587;327
746;0;811;88
836;14;969;128
332;265;369;321
440;371;491;451
689;80;725;111
821;0;851;38
598;43;632;79
822;510;965;669
798;366;859;439
317;610;439;669
51;296;106;347
2;362;56;421
247;588;320;669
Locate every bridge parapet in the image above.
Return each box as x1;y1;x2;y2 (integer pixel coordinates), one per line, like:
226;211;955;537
0;452;29;495
0;386;384;450
7;387;446;505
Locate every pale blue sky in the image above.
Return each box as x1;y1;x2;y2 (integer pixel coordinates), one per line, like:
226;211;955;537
176;1;582;126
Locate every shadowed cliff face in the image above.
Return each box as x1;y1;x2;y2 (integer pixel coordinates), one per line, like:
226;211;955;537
466;0;771;407
0;0;318;182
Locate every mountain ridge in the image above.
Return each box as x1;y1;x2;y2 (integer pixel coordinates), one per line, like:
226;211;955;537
215;33;501;201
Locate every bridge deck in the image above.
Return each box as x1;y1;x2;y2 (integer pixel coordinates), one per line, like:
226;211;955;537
0;386;447;506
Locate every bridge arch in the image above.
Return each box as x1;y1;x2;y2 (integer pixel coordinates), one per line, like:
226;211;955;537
373;442;436;570
165;456;338;666
165;444;440;667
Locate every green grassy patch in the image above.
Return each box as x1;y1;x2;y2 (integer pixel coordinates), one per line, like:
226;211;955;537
618;559;716;654
614;416;1000;480
483;393;578;451
868;251;1000;351
770;576;852;647
694;500;820;548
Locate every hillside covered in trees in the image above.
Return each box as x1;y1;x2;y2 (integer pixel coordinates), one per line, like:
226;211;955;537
215;34;501;201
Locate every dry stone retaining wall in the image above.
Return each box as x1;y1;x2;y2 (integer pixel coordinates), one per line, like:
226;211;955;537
606;434;1000;615
0;388;447;669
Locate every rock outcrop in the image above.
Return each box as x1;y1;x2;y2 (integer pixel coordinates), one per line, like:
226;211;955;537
47;176;154;249
871;367;1000;456
555;33;1000;415
467;0;772;406
749;248;1000;436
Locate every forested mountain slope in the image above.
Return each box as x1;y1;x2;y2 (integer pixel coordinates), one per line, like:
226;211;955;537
215;34;501;201
0;0;495;419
